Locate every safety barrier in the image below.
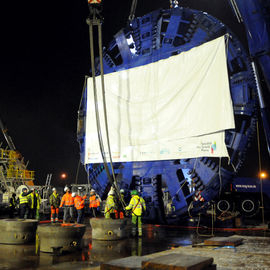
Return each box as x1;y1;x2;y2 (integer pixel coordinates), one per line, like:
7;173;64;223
6;169;35;180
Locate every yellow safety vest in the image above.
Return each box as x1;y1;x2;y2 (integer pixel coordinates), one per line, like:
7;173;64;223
104;195;115;214
29;193;41;209
125;195;146;216
9;197;15;207
19;192;28;204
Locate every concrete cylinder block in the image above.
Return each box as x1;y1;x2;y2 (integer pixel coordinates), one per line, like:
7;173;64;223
0;219;38;244
90;218;131;240
37;223;86;253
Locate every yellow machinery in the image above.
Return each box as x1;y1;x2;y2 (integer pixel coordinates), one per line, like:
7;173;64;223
0;118;35;204
0;148;35;203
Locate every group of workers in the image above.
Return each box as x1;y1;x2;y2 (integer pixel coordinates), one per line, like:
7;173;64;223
9;187;42;219
50;186;101;224
104;188;146;237
54;186;146;237
10;185;146;237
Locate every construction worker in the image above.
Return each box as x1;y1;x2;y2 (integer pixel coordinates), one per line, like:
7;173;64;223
49;187;60;223
125;190;146;237
89;189;100;217
19;188;32;219
29;188;41;220
60;187;75;223
115;189;126;219
74;192;87;224
104;189;116;219
119;189;126;219
9;193;17;218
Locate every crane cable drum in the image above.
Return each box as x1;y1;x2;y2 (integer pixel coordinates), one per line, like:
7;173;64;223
87;0;126;209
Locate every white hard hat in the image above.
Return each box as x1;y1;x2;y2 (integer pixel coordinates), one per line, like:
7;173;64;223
120;189;125;193
72;192;76;197
108;190;114;196
90;189;95;193
52;187;56;191
64;186;68;192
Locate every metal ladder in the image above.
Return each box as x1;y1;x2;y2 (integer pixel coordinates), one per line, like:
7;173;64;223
41;173;52;213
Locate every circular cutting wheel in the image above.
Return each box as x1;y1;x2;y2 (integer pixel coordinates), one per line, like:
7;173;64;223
78;7;258;221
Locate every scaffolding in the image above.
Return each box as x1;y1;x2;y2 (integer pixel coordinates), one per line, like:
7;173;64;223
0;148;35;204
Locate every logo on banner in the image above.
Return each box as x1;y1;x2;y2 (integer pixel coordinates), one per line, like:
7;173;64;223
160;149;170;155
211;142;216;154
197;142;211;152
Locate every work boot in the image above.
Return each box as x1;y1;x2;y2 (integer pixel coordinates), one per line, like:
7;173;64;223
51;218;54;223
55;218;59;223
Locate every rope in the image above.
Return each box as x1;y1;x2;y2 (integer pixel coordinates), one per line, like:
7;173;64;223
256;120;265;224
196;204;215;237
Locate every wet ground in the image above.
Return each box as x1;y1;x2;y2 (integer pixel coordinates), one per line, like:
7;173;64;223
0;219;269;270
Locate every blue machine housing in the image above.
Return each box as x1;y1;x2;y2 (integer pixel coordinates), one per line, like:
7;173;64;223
77;6;260;222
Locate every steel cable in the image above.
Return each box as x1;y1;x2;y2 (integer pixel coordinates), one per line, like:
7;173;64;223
88;9;126;208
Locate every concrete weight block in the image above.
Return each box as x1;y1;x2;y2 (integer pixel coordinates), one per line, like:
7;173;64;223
37;223;86;253
90;218;131;240
0;219;38;244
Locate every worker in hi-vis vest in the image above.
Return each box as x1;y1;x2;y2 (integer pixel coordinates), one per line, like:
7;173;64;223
9;193;17;218
19;188;32;219
104;189;116;219
115;189;126;219
74;192;87;224
49;187;60;223
60;186;75;223
89;189;101;217
125;190;146;237
29;188;41;220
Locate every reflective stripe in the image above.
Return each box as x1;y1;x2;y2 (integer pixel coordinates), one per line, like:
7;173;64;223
29;193;41;209
89;195;100;208
9;197;15;207
19;193;28;204
74;196;85;210
104;195;115;214
125;195;146;216
60;193;74;207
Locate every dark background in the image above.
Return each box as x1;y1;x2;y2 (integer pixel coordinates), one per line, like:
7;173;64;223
1;0;269;187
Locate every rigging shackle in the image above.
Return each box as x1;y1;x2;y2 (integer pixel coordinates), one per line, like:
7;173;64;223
87;0;103;23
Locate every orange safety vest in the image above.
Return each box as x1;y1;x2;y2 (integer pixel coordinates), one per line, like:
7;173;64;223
74;195;87;210
60;192;74;207
89;194;100;208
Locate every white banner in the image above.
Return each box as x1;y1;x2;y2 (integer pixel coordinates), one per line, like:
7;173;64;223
84;36;234;164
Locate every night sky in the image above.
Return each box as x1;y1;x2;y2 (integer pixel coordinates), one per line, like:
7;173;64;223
1;0;269;187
